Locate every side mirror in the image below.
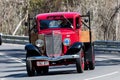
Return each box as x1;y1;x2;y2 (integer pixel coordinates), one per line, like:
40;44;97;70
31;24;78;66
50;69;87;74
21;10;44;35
33;28;38;33
24;22;28;26
84;19;89;23
84;11;90;23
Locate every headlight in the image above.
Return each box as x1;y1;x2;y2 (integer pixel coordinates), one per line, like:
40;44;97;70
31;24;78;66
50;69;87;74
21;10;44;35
63;38;70;46
35;39;44;47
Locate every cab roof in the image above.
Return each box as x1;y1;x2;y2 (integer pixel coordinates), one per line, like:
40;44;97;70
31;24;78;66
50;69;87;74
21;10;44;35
36;12;80;20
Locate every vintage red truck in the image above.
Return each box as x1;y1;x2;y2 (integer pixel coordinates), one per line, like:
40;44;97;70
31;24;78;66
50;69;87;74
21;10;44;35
25;12;95;76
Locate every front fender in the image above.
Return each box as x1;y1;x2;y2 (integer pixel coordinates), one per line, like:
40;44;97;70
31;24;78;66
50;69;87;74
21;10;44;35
66;42;84;55
25;44;41;56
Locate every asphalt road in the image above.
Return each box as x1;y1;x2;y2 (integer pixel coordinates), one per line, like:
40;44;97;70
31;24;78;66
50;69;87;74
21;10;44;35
0;43;120;80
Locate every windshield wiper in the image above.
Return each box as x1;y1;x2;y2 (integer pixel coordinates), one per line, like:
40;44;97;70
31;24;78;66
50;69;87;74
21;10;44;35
62;15;73;28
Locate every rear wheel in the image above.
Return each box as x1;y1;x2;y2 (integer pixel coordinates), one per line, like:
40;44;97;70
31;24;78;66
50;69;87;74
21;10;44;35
85;45;95;70
76;48;84;73
88;53;95;70
88;59;95;70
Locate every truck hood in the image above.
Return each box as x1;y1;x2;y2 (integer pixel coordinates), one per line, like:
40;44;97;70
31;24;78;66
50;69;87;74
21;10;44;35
38;28;78;57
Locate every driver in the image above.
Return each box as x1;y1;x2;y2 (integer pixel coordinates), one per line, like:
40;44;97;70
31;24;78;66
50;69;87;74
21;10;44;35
60;19;71;28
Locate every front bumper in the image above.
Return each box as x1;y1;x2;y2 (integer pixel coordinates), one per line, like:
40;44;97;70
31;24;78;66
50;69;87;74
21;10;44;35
27;54;79;61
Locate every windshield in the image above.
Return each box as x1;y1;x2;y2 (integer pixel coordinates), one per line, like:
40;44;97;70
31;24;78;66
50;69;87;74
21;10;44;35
40;19;73;30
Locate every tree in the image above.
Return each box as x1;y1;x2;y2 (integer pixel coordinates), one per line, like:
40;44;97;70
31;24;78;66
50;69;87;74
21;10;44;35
0;0;120;40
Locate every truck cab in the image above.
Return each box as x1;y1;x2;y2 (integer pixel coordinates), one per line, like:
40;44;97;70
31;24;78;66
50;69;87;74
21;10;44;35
25;12;95;76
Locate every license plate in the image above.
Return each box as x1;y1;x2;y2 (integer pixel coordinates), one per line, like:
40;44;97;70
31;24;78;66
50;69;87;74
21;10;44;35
36;61;49;66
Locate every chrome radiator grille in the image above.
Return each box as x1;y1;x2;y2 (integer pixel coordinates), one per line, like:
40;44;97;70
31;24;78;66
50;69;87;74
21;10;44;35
45;33;62;57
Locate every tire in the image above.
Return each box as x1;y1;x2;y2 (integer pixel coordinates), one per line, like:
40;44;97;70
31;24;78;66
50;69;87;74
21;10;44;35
88;61;95;70
88;53;95;70
76;48;84;73
26;53;35;76
85;45;95;70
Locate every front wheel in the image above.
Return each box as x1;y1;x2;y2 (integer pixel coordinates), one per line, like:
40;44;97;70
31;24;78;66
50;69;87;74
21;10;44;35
26;58;35;76
76;48;84;73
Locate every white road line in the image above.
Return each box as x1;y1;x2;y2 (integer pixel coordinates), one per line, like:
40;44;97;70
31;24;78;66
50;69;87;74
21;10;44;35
84;71;119;80
0;52;25;65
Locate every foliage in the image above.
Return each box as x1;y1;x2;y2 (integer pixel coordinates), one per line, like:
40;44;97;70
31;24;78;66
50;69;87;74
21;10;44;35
0;0;120;40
